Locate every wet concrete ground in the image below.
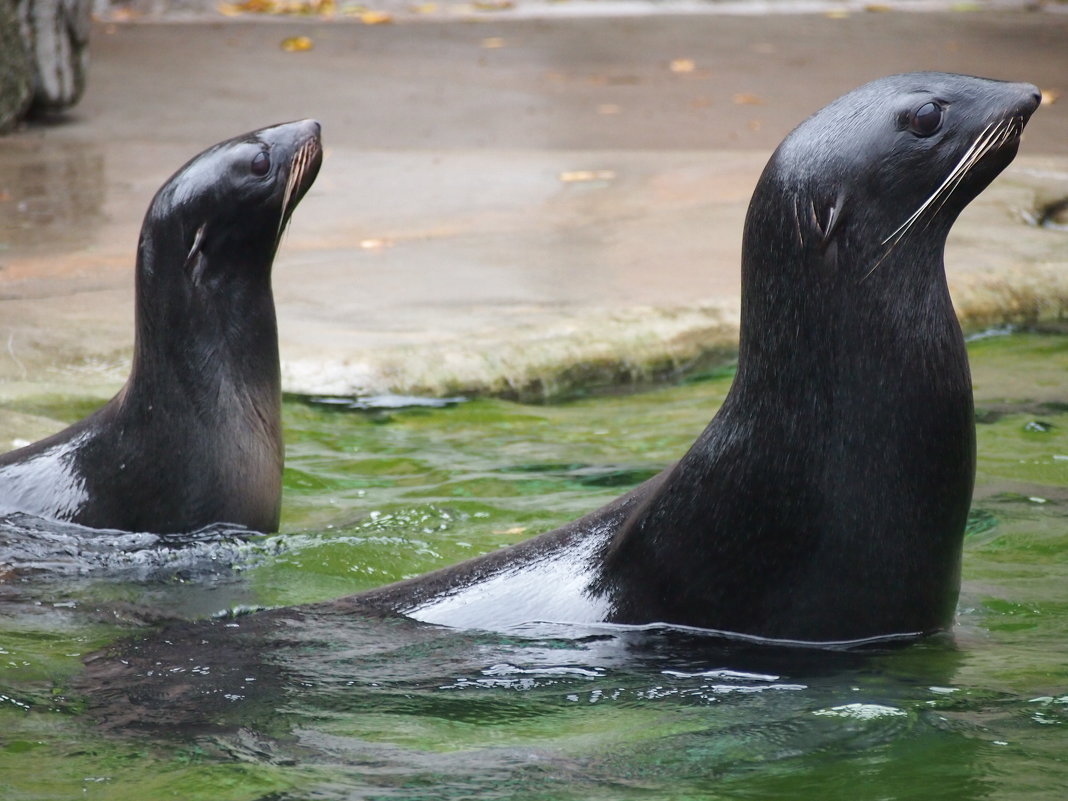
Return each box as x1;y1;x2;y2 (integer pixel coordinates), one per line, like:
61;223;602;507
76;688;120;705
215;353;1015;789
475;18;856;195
1;8;1067;412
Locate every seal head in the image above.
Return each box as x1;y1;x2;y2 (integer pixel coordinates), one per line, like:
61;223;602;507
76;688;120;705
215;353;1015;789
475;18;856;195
0;120;322;534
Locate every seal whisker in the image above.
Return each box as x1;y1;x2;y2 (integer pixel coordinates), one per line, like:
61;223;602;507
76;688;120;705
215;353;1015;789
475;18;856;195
923;118;1011;225
919;119;1012;231
278;138;316;238
880;121;997;248
896;123;995;240
279;157;300;237
863;119;1001;281
280;152;301;234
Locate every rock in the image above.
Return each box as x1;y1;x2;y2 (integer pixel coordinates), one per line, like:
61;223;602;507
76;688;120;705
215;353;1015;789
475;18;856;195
16;0;92;113
0;0;33;134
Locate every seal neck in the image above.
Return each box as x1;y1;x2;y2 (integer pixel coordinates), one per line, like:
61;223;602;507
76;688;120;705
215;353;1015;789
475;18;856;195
128;237;282;412
733;204;965;412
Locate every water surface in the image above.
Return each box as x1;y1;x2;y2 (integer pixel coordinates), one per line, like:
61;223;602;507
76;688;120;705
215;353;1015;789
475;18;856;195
1;332;1066;800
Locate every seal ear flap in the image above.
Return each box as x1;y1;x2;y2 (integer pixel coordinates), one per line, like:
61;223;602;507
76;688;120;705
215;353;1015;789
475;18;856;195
812;189;847;249
185;224;209;287
809;189;847;276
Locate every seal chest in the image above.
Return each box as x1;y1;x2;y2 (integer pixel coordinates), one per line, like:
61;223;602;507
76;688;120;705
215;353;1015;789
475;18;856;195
0;120;323;535
350;74;1041;643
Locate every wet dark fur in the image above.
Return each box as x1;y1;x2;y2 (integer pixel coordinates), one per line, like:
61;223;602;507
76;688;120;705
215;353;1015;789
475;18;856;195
0;121;322;534
347;74;1040;642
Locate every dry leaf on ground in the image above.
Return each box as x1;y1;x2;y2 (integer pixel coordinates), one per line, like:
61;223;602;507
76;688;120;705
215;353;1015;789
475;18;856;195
281;35;314;51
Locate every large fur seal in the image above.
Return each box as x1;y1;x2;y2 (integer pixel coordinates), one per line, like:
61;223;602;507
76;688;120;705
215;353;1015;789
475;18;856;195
343;74;1041;643
0;120;322;534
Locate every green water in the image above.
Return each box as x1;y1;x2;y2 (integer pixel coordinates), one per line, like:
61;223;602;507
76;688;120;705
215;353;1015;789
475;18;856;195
1;332;1067;801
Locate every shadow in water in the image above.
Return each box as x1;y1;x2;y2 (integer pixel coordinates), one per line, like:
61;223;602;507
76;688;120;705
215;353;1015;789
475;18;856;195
76;602;964;735
69;606;997;799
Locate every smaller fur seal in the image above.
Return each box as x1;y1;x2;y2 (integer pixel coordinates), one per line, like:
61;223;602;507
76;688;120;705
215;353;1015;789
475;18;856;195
342;74;1041;644
0;120;322;534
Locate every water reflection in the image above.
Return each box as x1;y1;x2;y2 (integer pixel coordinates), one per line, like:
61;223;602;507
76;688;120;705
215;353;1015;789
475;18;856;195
73;606;984;799
75;603;958;732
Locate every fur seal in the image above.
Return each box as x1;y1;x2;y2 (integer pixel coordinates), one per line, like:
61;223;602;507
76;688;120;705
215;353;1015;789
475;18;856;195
343;73;1041;643
0;120;322;534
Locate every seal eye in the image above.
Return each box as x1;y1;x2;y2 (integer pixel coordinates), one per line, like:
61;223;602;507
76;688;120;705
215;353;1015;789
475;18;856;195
908;102;944;137
251;151;271;177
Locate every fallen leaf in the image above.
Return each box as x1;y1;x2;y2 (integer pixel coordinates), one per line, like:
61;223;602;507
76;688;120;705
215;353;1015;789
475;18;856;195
596;103;621;115
748;119;763;132
864;3;892;11
824;8;849;18
359;9;393;23
220;0;339;13
481;37;506;48
411;1;438;11
473;0;514;9
281;35;314;51
669;58;695;74
732;93;764;106
559;170;616;183
108;5;142;19
1040;88;1061;106
238;0;275;11
493;526;527;535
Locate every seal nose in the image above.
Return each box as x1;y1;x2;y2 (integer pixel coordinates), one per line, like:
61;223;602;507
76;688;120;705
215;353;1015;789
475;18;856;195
296;118;322;139
262;119;321;144
1013;83;1042;118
